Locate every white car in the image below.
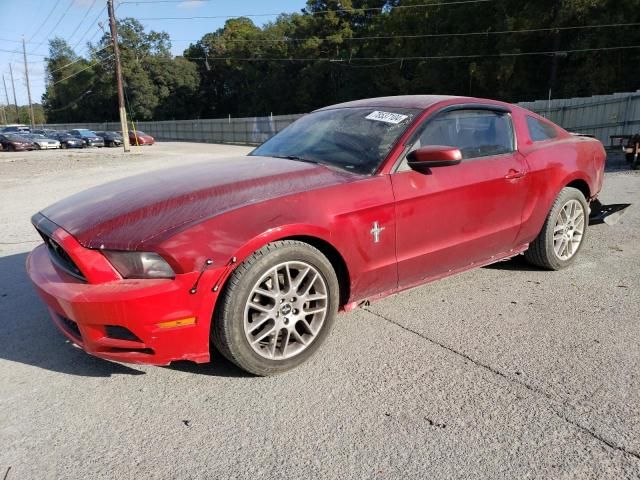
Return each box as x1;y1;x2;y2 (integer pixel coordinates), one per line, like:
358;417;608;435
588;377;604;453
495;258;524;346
21;134;61;150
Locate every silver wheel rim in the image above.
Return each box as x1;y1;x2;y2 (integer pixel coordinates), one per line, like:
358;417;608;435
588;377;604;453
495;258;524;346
553;199;585;260
243;261;328;360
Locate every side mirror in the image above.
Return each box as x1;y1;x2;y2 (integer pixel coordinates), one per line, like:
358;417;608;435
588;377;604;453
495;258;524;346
407;145;462;172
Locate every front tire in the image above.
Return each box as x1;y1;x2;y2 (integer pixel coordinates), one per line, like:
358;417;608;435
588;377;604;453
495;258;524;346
524;187;588;270
212;240;339;376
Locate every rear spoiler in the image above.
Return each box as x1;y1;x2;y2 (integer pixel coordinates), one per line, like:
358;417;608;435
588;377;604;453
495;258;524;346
570;132;596;139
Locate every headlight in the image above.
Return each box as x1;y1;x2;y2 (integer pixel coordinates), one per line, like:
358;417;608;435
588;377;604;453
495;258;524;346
102;251;175;279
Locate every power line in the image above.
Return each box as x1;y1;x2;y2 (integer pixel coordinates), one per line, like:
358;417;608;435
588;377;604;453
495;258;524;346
31;0;76;52
48;45;112;75
0;47;48;57
185;44;640;62
67;0;100;43
73;5;108;51
27;0;61;42
170;21;640;45
136;0;493;21
50;56;113;86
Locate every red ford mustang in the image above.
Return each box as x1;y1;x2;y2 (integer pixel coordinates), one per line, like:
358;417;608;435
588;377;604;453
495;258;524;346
27;96;606;375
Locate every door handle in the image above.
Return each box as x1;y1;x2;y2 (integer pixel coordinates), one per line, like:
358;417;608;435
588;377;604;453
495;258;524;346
505;169;526;180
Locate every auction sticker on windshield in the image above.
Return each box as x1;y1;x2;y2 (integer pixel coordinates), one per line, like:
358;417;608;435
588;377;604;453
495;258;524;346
365;111;409;124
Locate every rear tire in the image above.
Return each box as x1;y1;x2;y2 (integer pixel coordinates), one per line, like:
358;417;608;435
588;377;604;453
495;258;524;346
211;240;339;376
524;187;588;270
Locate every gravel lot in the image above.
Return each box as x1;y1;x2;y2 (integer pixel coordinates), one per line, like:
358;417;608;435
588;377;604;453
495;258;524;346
1;143;638;479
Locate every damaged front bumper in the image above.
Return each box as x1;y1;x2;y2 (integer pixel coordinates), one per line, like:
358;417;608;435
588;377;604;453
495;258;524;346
26;227;225;366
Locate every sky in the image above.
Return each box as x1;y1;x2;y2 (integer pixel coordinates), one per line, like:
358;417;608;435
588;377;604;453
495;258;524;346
0;0;308;106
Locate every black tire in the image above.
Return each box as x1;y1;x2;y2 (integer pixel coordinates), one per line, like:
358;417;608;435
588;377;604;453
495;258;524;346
34;144;41;150
60;142;67;149
212;240;339;376
524;187;588;270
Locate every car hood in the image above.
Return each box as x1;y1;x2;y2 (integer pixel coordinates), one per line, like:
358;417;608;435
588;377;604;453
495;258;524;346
40;156;360;250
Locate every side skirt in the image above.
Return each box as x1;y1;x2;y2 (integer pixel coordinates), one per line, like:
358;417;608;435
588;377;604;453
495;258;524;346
342;243;530;312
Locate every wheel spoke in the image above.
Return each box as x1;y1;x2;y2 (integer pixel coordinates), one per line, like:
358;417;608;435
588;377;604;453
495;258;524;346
301;272;318;296
248;301;272;314
250;324;276;345
280;329;291;357
247;313;272;333
268;268;280;295
305;293;327;302
269;330;280;358
303;305;327;315
254;287;276;299
283;264;293;291
293;267;311;290
290;329;307;346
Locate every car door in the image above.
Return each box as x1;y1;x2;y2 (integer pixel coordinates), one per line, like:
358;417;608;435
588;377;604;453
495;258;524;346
391;106;530;288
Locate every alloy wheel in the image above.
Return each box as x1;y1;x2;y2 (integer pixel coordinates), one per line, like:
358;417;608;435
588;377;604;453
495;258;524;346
553;199;585;260
243;261;328;360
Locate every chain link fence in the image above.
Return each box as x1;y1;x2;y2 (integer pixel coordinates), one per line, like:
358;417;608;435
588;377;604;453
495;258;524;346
42;114;304;146
520;91;640;147
41;91;640;147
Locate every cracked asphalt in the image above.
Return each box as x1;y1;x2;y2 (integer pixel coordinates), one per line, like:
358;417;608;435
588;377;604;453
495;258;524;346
1;144;638;479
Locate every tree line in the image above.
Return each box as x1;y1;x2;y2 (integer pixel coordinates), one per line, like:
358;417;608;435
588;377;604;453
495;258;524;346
42;0;640;124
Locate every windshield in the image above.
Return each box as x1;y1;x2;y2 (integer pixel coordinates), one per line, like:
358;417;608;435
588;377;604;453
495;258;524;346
77;130;96;137
4;134;25;141
251;107;420;174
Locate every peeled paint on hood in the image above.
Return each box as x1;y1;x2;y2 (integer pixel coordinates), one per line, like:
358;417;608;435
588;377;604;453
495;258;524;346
40;156;360;250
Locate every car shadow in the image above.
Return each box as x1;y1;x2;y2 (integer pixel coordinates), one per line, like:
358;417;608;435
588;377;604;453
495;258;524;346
0;251;251;378
483;255;546;272
166;357;252;378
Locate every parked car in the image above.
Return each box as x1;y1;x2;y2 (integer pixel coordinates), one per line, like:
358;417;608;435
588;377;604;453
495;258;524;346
27;95;606;376
129;130;155;145
68;129;105;147
624;134;639;169
96;131;123;147
2;124;30;134
0;133;36;151
52;132;85;149
32;129;59;137
18;133;60;150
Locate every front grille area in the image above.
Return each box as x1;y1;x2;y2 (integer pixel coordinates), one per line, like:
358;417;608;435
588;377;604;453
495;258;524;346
59;315;82;339
105;325;142;342
35;228;86;281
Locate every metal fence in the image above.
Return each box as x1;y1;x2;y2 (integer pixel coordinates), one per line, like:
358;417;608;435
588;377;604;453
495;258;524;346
42;114;304;146
519;91;640;146
42;91;640;147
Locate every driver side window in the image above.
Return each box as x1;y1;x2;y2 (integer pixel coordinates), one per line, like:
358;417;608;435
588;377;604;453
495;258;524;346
400;109;515;170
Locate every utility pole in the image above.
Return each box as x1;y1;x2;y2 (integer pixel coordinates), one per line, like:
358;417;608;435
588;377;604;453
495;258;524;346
22;37;36;129
0;104;6;125
9;64;19;122
2;75;12;122
107;0;130;152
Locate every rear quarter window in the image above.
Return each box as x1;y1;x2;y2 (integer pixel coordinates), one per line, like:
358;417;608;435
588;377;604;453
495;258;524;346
527;116;558;142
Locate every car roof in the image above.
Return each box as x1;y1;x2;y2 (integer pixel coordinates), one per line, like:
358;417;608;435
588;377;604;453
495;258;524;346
314;95;511;111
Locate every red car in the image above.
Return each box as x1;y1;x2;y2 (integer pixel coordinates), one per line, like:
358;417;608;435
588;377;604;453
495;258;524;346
129;130;155;145
0;133;36;151
27;96;606;375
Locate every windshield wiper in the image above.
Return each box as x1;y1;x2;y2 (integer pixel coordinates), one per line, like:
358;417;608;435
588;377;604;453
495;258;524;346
270;154;356;173
272;155;322;165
